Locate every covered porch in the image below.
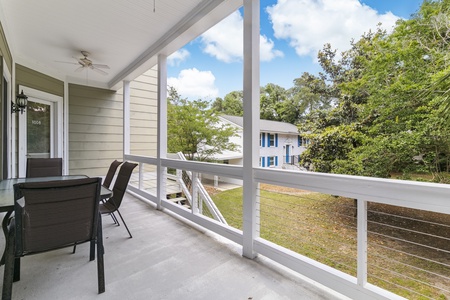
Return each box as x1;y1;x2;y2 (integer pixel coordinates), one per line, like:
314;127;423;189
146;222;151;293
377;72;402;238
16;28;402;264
0;0;449;299
0;193;341;300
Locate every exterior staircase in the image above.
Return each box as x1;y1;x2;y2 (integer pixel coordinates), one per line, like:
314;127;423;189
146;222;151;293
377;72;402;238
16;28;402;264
167;152;227;225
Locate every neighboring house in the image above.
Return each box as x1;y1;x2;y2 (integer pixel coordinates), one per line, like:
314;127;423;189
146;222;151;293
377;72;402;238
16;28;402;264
202;115;309;187
217;115;309;170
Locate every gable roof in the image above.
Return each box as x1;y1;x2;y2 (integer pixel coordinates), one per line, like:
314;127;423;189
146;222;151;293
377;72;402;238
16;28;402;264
220;115;299;134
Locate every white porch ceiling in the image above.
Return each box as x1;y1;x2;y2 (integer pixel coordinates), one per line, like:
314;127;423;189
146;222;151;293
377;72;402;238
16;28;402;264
0;0;241;90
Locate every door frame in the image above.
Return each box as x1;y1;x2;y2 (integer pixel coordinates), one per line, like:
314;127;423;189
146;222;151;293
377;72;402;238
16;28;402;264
2;58;11;179
17;85;63;177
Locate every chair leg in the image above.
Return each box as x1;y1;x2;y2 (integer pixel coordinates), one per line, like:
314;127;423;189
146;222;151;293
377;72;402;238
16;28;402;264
116;209;132;238
1;211;13;265
96;215;105;294
13;258;20;282
2;224;16;300
110;212;119;225
90;240;96;261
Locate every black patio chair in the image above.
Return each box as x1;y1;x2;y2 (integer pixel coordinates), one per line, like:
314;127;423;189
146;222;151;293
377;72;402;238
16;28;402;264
100;161;137;238
2;177;105;300
102;160;122;188
26;158;63;178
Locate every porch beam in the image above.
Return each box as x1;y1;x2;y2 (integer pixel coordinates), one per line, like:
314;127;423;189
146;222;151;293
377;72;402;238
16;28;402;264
242;0;260;259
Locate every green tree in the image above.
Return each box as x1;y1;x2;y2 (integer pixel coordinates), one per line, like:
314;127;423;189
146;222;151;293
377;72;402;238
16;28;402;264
211;91;243;116
299;0;450;181
167;87;239;161
260;83;288;121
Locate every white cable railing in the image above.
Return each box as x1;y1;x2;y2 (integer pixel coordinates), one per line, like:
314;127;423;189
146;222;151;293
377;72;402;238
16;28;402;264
124;154;450;300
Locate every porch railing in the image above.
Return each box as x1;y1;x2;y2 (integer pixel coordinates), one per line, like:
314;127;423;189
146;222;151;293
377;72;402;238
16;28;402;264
175;152;227;224
124;153;450;300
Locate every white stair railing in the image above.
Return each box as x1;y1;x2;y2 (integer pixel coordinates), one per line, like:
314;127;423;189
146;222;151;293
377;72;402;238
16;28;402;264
176;152;227;224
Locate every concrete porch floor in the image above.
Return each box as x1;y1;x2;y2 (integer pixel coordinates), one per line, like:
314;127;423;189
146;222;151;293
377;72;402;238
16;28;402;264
0;193;346;300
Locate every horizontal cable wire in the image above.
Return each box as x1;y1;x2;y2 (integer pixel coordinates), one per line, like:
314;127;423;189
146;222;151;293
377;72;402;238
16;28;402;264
369;230;450;255
370;263;450;295
369;251;450;282
367;209;450;229
368;238;450;269
368;219;450;243
369;274;435;300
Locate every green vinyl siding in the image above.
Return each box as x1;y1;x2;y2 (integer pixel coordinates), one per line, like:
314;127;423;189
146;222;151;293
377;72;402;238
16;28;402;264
68;66;158;176
16;64;64;97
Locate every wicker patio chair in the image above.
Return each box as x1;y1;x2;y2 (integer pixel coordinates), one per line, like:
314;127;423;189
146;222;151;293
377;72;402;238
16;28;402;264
26;158;63;178
2;177;105;300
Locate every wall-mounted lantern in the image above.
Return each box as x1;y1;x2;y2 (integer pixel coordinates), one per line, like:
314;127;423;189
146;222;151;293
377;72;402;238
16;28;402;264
12;90;28;114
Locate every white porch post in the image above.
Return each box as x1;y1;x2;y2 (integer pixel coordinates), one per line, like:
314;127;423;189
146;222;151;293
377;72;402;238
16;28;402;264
357;199;368;286
242;0;260;259
63;81;69;175
157;54;168;211
123;80;131;156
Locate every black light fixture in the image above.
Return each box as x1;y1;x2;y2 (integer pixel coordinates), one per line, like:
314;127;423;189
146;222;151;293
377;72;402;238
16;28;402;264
12;90;28;114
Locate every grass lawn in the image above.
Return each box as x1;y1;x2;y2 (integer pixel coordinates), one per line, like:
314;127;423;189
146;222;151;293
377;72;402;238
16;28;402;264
210;185;450;300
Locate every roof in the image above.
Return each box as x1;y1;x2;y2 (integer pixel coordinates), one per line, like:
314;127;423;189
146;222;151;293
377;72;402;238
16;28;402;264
0;0;241;90
220;115;299;134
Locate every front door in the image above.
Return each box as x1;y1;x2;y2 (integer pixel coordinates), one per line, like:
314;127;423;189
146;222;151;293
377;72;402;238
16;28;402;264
285;144;290;163
17;86;63;177
26;99;53;159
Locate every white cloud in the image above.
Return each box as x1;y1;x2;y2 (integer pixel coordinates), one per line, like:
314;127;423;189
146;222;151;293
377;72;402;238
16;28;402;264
167;68;219;100
267;0;399;60
200;11;283;63
168;49;190;66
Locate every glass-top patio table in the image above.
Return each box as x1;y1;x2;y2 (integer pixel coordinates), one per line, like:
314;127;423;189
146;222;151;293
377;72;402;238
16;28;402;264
0;175;113;265
0;175;112;212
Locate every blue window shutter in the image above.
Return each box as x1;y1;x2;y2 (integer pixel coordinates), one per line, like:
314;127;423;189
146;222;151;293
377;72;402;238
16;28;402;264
267;156;270;167
262;157;265;167
262;133;265;147
275;134;278;147
267;134;271;147
298;135;300;147
275;156;278;166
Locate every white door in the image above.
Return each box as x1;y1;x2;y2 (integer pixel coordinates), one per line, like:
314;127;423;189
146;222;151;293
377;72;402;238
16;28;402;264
17;86;63;177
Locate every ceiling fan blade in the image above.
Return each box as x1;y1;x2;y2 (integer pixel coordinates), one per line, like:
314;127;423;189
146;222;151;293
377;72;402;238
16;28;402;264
75;66;85;73
91;66;108;75
72;56;86;66
55;60;79;65
91;64;110;69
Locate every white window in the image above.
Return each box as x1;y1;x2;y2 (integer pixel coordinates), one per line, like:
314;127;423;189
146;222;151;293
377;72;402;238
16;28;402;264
268;156;275;167
269;134;275;147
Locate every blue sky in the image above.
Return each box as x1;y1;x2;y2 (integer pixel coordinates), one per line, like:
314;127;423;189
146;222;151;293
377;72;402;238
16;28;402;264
167;0;424;100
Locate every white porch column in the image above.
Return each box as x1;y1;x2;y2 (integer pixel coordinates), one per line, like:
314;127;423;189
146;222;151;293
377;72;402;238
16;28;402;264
157;54;168;211
63;81;69;175
357;199;368;286
123;80;131;156
242;0;260;259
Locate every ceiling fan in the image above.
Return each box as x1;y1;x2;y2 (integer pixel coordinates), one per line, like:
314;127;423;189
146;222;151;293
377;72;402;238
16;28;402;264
57;51;110;75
